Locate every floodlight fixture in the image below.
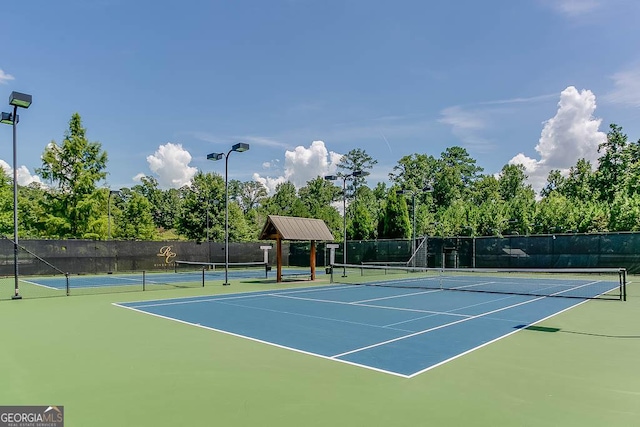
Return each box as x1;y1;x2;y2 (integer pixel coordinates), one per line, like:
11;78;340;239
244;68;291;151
9;91;32;109
1;112;16;125
232;142;250;152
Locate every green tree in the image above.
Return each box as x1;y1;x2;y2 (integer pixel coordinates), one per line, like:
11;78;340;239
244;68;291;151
336;148;377;191
380;188;410;239
348;186;377;240
115;192;156;240
175;171;225;241
595;124;628;202
388;153;437;193
541;169;565;198
261;181;309;217
298;177;342;235
37;113;108;238
132;176;181;231
229;180;268;214
433;146;483;208
563;158;596;200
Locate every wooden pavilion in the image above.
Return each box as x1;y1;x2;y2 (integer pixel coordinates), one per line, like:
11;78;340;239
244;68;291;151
259;215;335;282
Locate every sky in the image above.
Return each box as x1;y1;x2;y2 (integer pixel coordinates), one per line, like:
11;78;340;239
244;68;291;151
1;0;640;196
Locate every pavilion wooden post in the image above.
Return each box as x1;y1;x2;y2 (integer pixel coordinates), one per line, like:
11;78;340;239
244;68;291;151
276;237;282;282
310;240;316;280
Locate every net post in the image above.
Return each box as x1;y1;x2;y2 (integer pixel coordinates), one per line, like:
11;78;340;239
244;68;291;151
65;272;70;296
143;271;146;291
260;246;272;278
622;269;627;301
202;267;205;287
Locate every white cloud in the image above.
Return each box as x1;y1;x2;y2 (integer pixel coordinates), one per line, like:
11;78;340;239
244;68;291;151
190;132;290;149
146;143;197;188
439;106;485;131
508;86;606;195
253;140;342;193
0;69;15;84
605;65;640;107
132;172;146;182
439;106;495;152
0;160;42;186
544;0;602;16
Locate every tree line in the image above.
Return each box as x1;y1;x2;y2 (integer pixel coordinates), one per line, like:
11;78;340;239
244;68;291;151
2;114;640;242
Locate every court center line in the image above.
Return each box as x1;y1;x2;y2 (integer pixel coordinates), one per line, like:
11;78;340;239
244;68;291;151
209;299;416;333
270;293;471;318
352;288;442;304
330;295;549;359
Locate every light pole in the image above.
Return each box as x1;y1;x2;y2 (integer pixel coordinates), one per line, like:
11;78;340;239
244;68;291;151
1;91;33;300
396;185;433;267
324;170;368;277
207;142;250;285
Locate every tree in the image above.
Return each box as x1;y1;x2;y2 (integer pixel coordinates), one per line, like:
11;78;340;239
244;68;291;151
132;176;181;230
595;123;628;202
175;171;225;241
336;148;377;191
380;188;410;239
433;146;483;208
229;180;268;214
115;192;156;240
563;158;596;200
388;153;437;193
298;177;342;235
541;170;565;198
37;113;108;238
348;186;377;240
261;181;309;218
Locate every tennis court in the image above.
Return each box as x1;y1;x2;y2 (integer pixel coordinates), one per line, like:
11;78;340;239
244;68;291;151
23;262;314;291
115;266;624;377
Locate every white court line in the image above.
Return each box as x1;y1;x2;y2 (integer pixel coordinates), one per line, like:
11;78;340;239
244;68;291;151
332;279;606;361
125;284;356;308
112;302;413;378
405;298;590;378
270;293;470;318
21;279;60;290
331;295;548;359
352;288;441;304
207;298;415;333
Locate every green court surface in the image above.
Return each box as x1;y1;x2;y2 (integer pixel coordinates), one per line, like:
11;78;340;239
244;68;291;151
1;278;639;426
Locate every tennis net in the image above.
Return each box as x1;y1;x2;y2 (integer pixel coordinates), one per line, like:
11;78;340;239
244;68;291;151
329;263;627;301
174;261;270;279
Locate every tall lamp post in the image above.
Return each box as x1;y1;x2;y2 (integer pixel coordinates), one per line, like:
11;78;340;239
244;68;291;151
1;91;33;300
324;170;368;277
207;142;250;285
396;185;433;267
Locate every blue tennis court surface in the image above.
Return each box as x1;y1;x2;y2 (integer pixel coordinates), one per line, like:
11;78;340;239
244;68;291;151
115;283;598;377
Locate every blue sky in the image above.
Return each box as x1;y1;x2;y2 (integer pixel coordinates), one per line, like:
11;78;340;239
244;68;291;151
2;0;640;195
